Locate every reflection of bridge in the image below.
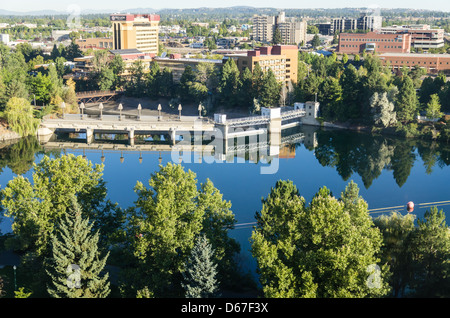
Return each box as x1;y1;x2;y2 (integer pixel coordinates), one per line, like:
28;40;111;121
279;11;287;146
76;90;124;104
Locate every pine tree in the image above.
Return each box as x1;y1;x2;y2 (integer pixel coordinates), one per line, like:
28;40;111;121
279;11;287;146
46;197;110;298
396;75;418;122
182;234;220;298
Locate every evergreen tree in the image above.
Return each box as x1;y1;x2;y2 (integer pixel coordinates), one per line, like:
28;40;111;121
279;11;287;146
373;212;416;297
318;76;343;120
425;94;443;121
396;75;418;122
272;27;282;45
218;58;241;106
259;69;280;108
406;207;450;297
46;197;110;298
182;234;220;298
369;92;397;127
239;67;254;108
311;34;321;48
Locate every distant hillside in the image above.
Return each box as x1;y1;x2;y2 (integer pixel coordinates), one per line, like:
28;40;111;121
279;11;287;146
0;6;448;18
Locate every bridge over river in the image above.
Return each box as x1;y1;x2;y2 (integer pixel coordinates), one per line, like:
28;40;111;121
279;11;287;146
37;102;320;157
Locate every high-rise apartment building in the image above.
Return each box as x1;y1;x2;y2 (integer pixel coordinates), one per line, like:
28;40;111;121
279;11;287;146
252;15;276;43
110;13;160;55
252;12;306;45
331;14;382;34
275;12;307;45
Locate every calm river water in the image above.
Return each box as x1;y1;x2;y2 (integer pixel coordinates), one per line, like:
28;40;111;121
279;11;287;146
1;125;449;275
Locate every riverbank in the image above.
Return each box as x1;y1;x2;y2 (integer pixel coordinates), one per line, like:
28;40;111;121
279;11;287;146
0;119;20;142
320;118;450;143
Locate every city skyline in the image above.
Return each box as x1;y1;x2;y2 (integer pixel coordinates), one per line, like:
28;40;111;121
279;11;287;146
1;0;449;14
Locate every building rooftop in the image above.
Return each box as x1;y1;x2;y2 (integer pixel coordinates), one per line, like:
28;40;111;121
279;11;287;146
109;49;143;55
379;53;450;58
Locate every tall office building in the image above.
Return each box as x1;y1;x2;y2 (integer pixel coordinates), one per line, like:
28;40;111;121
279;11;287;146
110;13;160;55
252;12;306;45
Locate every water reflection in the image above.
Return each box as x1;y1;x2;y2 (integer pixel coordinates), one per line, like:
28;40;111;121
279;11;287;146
313;129;450;188
0;127;449;190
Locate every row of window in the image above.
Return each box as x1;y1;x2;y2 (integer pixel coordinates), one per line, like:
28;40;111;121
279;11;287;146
342;37;403;42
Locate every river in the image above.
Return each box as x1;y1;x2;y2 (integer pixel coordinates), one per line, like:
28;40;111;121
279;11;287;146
0;125;449;276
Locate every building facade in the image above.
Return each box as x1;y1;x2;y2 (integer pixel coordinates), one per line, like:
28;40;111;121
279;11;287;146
338;32;411;54
379;53;450;74
231;45;299;84
153;54;223;83
252;15;276;43
380;25;445;50
331;14;382;34
76;37;114;50
252;12;306;45
110;13;160;55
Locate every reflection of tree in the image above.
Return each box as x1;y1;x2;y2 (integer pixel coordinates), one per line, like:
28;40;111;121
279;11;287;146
390;140;416;187
0;137;42;175
314;129;450;188
314;130;395;188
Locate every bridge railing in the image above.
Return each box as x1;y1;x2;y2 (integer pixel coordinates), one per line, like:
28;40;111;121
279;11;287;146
76;90;122;97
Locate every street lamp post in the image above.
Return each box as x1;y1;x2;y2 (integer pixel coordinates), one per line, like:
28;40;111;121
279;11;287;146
137;104;142;120
60;102;66;119
198;103;202;118
99;103;103;120
178;104;182;120
13;265;17;291
118;103;123;120
79;102;85;119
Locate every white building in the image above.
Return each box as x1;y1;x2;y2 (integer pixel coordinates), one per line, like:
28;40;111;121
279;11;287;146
0;34;10;45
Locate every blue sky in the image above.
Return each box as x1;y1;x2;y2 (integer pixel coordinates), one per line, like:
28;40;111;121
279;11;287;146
2;0;449;13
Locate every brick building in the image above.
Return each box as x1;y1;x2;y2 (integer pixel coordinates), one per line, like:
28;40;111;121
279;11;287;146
338;32;411;54
379;53;450;74
230;45;299;84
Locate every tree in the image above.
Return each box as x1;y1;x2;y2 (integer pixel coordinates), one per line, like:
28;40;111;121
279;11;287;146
27;72;52;105
251;180;390;298
369;92;397;127
396;75;418;122
129;163;238;297
2;97;40;137
259;69;280;108
272;27;282;45
339;64;363;120
239;67;254;108
1;154;107;256
318;76;343;120
373;212;416;297
425;94;443;121
46;197;110;298
182;234;220;298
217;58;241;106
311;34;321;49
407;207;450;297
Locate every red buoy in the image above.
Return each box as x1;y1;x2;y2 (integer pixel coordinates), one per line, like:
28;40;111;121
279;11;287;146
407;201;414;213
